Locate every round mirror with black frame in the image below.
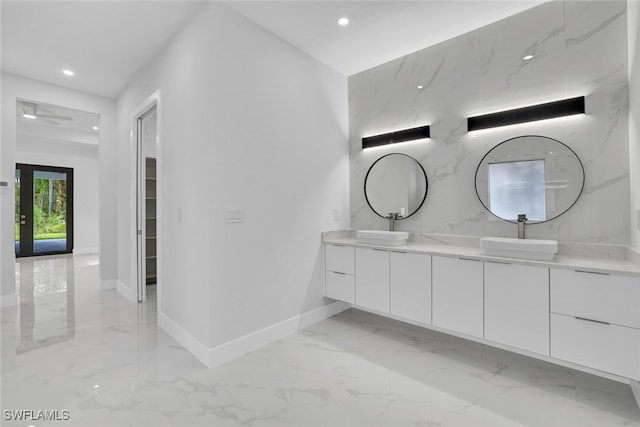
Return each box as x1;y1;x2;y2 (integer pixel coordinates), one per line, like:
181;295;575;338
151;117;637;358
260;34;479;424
364;153;428;219
475;135;585;224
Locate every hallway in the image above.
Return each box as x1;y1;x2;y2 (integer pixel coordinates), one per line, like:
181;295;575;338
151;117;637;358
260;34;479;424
1;255;640;426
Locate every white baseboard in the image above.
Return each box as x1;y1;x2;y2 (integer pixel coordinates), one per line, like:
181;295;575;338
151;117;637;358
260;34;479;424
100;279;116;291
157;301;350;369
207;301;350;368
0;293;18;308
116;280;137;303
631;380;640;408
73;247;99;255
158;312;211;367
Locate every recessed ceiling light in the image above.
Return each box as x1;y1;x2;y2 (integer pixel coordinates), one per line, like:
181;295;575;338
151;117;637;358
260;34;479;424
63;69;75;76
92;126;99;130
338;17;349;26
523;54;533;61
23;114;36;119
417;85;424;90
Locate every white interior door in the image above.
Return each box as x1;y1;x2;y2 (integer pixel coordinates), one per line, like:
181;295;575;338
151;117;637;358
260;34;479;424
136;105;157;302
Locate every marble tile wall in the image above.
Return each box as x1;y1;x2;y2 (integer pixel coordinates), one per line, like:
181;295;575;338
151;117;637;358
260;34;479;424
349;1;630;244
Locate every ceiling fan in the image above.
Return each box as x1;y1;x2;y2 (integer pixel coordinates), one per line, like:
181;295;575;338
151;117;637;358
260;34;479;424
17;101;73;125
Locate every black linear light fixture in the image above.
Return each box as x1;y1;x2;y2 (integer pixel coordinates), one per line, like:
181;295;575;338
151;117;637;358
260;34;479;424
362;125;430;149
467;96;585;132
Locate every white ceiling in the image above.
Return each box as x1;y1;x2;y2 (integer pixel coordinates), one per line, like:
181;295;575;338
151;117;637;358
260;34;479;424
227;1;547;77
1;0;546;100
1;1;206;99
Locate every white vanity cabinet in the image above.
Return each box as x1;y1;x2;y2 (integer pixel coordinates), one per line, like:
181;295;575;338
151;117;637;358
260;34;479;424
484;261;549;355
550;268;640;380
324;244;355;304
432;256;484;338
323;237;640;395
355;247;390;313
390;251;431;324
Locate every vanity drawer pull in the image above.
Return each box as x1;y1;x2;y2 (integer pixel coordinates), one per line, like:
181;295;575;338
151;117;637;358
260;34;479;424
574;269;609;276
486;260;510;265
331;244;345;247
390;250;407;254
458;257;481;262
575;316;611;325
331;271;347;275
372;248;387;252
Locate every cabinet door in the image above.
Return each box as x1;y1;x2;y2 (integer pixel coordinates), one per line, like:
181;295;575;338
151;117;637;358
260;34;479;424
432;256;483;338
390;251;431;324
355;248;389;313
484;261;549;355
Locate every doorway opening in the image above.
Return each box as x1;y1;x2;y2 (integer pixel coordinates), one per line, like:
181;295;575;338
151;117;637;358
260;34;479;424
134;97;159;303
14;98;100;259
15;164;74;257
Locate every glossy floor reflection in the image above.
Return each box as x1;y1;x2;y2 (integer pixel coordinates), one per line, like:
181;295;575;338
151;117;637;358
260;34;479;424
2;254;639;426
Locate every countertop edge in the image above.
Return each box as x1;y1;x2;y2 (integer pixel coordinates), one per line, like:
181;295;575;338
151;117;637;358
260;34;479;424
323;237;640;277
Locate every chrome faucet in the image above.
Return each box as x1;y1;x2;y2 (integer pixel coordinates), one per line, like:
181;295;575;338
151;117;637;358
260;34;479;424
517;213;527;239
386;212;403;231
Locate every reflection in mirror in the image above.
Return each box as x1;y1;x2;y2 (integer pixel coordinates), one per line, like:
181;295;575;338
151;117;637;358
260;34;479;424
475;135;584;223
489;159;546;221
364;153;428;219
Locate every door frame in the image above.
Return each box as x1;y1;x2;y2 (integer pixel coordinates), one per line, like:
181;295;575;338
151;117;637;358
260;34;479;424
15;163;74;258
129;90;161;304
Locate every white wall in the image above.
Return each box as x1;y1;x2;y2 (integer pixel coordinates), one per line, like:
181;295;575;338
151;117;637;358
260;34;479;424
0;73;117;302
350;1;630;245
629;0;640;250
116;2;349;360
16;137;100;254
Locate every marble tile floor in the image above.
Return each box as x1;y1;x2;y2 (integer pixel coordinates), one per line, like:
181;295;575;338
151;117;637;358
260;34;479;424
1;254;639;427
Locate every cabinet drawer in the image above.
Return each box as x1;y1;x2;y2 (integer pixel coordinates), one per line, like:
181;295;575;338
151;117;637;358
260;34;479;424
325;244;355;275
550;313;640;380
325;271;355;304
550;268;640;328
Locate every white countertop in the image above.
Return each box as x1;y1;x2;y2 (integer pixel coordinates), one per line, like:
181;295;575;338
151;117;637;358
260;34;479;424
323;236;640;276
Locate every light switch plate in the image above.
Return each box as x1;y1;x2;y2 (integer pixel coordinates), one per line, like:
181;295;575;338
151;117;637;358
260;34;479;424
225;208;244;223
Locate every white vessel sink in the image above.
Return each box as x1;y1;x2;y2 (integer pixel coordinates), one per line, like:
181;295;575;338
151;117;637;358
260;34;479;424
480;237;558;261
356;230;409;247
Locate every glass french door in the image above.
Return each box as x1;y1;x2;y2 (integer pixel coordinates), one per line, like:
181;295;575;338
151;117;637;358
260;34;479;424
15;164;74;257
